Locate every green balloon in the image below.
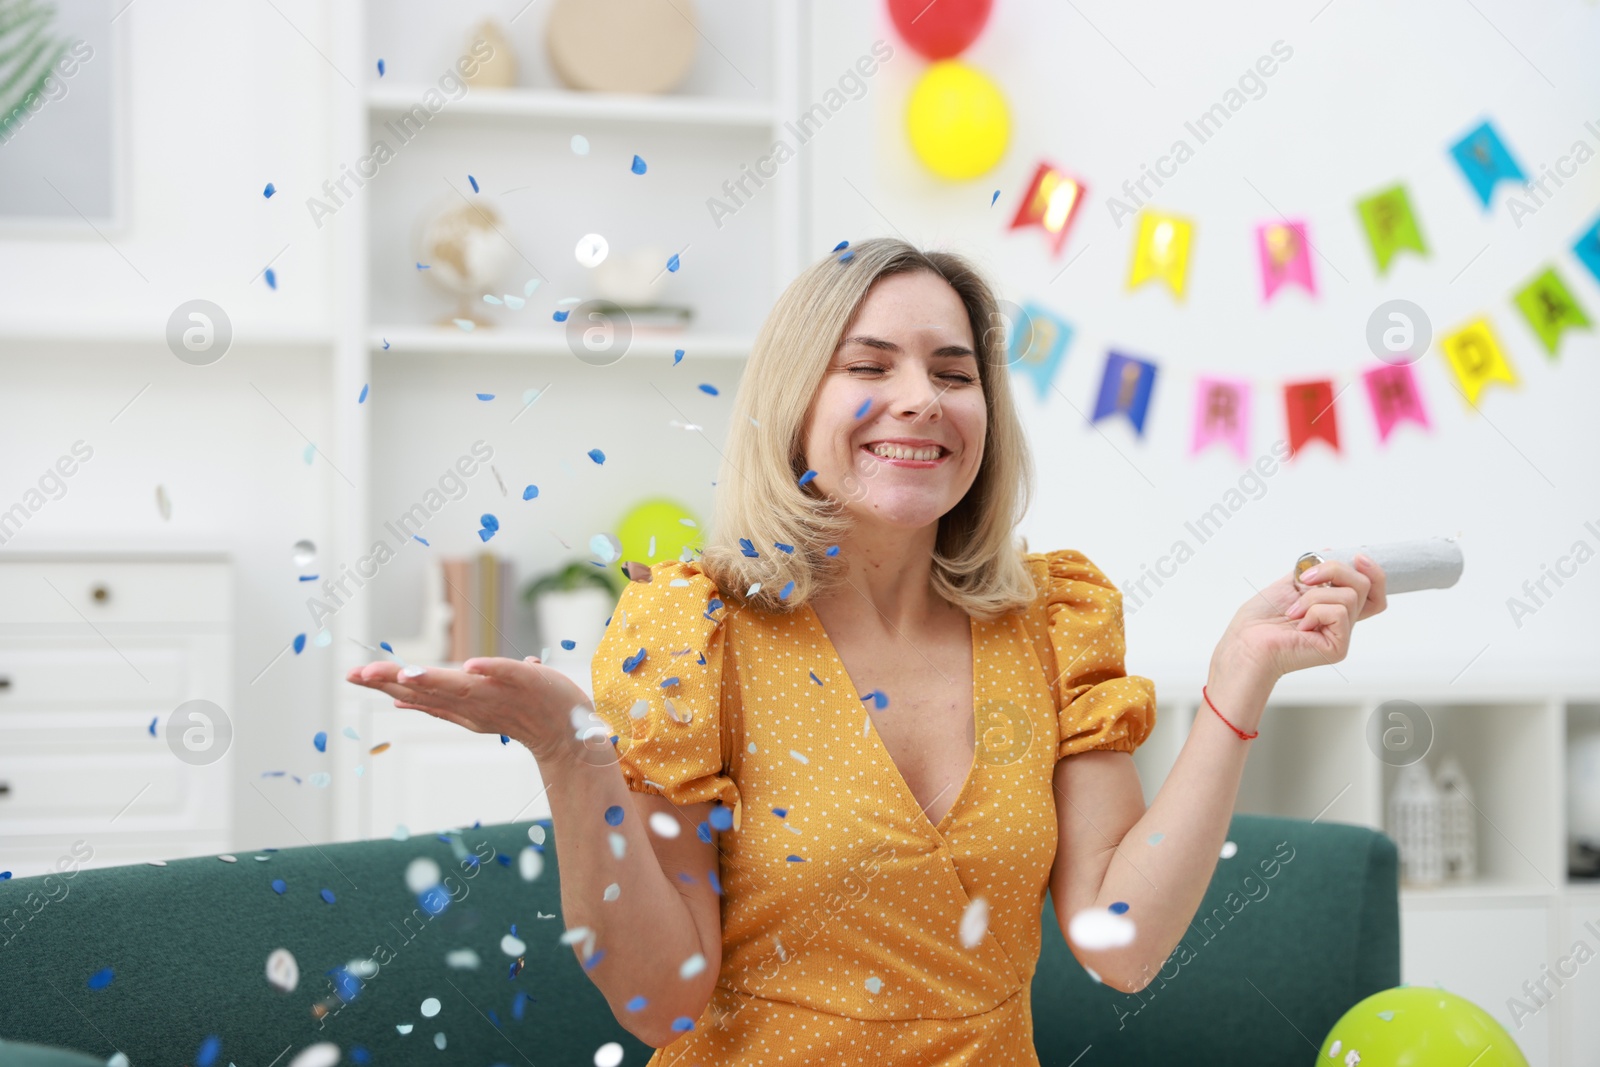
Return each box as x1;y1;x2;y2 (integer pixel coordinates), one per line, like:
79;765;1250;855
1317;986;1527;1066
616;498;701;571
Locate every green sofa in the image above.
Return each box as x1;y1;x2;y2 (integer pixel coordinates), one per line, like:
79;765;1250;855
0;813;1398;1065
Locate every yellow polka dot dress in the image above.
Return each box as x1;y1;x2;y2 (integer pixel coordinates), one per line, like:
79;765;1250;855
590;549;1156;1065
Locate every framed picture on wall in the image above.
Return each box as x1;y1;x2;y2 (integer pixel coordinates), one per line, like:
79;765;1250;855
0;0;127;234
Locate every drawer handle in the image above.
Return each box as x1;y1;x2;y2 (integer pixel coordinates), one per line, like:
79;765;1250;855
91;583;111;604
0;782;9;797
0;676;9;690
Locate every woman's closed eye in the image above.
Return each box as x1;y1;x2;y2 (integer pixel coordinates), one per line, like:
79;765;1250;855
847;364;976;384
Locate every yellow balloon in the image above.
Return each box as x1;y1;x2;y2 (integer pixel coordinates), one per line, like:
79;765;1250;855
616;498;701;570
906;60;1010;180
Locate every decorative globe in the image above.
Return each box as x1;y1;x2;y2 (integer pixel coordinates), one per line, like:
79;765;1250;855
417;197;515;326
616;499;701;571
1317;986;1528;1066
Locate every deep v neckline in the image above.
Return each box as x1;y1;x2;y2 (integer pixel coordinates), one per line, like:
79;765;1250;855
802;602;981;838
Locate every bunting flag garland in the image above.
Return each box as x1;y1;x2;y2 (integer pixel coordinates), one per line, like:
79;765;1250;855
1255;219;1315;301
1439;318;1519;407
1008;161;1087;258
1573;214;1600;288
1284;379;1340;458
1361;362;1431;445
1092;351;1158;435
1190;376;1251;461
1449;119;1526;208
1127;210;1194;299
1356;184;1427;273
1006;301;1073;400
1513;266;1591;356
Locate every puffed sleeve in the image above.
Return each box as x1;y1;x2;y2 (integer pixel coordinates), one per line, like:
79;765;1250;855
1027;549;1157;759
590;558;742;828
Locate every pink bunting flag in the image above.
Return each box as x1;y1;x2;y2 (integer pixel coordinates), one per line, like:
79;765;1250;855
1361;362;1430;444
1190;375;1251;461
1256;220;1316;301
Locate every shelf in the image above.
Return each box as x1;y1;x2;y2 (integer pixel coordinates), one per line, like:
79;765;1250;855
1400;878;1560;905
367;84;777;131
368;327;754;360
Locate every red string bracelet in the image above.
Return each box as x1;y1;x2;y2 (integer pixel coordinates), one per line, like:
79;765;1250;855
1203;684;1258;740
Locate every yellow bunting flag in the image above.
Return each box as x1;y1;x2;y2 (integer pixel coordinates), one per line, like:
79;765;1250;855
1439;318;1519;407
1127;211;1194;300
1356;184;1427;274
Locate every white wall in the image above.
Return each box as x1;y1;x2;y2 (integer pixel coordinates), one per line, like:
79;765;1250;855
806;0;1600;689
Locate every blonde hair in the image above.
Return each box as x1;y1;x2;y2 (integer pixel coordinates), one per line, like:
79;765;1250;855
698;237;1039;622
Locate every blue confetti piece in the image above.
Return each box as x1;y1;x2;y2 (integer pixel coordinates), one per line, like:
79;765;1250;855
739;537;758;557
196;1035;221;1067
478;523;497;543
476;392;495;401
991;189;1000;206
860;689;889;710
508;957;525;980
622;647;647;673
468;174;479;193
707;597;723;614
553;309;569;322
497;853;512;867
786;855;805;862
380;640;394;653
514;991;531;1019
327;967;361;1003
500;734;509;745
488;1008;502;1028
667;253;680;272
293;633;306;654
313;731;327;752
697;382;716;395
626;995;648;1012
523;484;539;500
779;580;795;600
798;469;817;486
588;448;606;464
413;534;429;546
809;671;822;686
263;182;276;198
560;639;575;650
695;653;706;666
832;240;849;252
416;262;430;270
264;267;277;289
582;948;606;971
418;885;449;915
631;154;647;175
671;1016;695;1032
148;716;157;736
709;806;733;831
838;251;855;264
854;398;871;419
320;888;336;904
708;868;723;895
673;348;684;366
826;545;840;556
774;542;794;553
1110;901;1130;913
271;879;287;895
358;383;369;403
696;821;712;843
677;871;695;884
604;804;624;826
86;967;114;990
376;58;385;76
481;513;499;532
298;574;318;582
352;1048;371;1065
771;807;787;818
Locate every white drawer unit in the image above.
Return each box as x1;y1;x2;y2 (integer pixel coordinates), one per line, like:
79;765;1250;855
0;553;233;877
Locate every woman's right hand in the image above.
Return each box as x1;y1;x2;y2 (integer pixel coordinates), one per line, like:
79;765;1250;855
345;655;606;768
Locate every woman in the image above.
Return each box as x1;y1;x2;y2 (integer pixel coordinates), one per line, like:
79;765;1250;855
347;237;1386;1062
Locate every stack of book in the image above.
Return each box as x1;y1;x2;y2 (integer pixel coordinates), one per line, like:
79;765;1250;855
442;552;518;662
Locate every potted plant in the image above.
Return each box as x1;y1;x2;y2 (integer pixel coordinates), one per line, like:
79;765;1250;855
521;561;621;662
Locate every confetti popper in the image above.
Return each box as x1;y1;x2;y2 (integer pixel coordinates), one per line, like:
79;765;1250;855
1293;536;1463;594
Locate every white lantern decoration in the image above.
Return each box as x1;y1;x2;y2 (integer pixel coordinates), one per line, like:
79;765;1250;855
1433;754;1477;882
1389;760;1444;886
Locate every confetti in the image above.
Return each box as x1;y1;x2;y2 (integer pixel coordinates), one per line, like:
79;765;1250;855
832;240;849;252
1109;901;1130;914
196;1036;221;1067
861;690;889;710
631;154;647;174
708;869;723;894
576;233;609;268
381;338;390;350
529;824;547;845
86;967;114;990
266;948;299;992
468;174;480;193
959;897;989;948
671;1016;695;1032
369;742;390;755
667;253;681;272
991;189;1000;206
476;392;495;401
148;716;157;736
560;639;575;650
649;811;680;838
679;953;706;979
798;470;817;486
294;632;307;654
405;857;441;894
263;182;276;198
771;808;787;818
518;846;543;882
523;485;539;500
288;1044;339;1067
501;933;527;956
808;671;822;686
779;580;795;600
376;58;385;76
622;648;647;673
865;976;883;993
788;749;808;764
454;318;476;331
1147;832;1165;846
697;383;717;395
571;134;590;155
854;398;871;419
313;731;327;752
774;541;794;553
358;383;369;403
1220;840;1238;859
839;251;855;264
396;1024;412;1034
416;262;430;270
1067;907;1136;950
786;854;805;863
588;448;605;465
826;545;840;556
271;879;287;894
594;1041;624;1067
709;806;733;831
696;821;712;843
265;268;277;289
604;804;624;826
603;882;621;901
739;538;759;557
421;996;442;1017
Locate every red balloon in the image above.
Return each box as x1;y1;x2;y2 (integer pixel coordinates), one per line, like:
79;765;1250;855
887;0;994;60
